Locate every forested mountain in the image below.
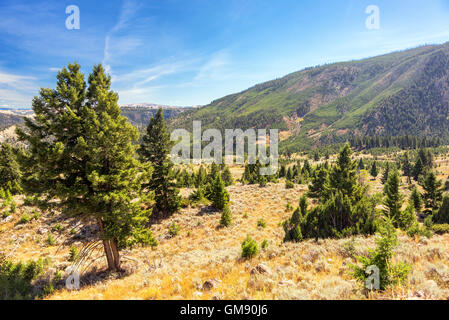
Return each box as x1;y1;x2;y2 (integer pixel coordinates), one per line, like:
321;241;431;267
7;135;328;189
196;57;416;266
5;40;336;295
168;42;449;152
120;105;190;128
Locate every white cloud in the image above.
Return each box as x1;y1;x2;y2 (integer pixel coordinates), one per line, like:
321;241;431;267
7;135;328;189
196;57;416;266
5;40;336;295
103;0;143;74
0;70;38;107
194;50;232;81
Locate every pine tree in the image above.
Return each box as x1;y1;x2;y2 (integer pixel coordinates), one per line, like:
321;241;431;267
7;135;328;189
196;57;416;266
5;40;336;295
383;170;404;226
0;143;22;194
195;166;207;187
299;144;377;239
433;195;449;224
308;167;328;199
413;158;424;181
220;205;232;227
286;167;293;181
208;162;219;184
17;64;156;271
410;187;423;213
211;174;230;210
279;164;286;178
402;153;412;184
381;163;390;185
139;109;181;216
329;143;360;197
370;161;378;179
358;158;365;171
421;171;443;214
221;165;234;187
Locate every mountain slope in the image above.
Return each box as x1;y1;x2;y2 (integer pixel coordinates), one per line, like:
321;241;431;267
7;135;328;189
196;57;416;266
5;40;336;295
169;43;449;151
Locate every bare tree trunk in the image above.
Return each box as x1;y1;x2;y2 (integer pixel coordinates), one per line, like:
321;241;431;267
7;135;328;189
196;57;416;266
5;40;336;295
98;219;116;271
110;239;121;271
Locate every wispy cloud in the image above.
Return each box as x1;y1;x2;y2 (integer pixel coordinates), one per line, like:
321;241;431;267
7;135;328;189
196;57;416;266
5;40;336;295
194;50;232;81
103;0;142;74
0;70;38;107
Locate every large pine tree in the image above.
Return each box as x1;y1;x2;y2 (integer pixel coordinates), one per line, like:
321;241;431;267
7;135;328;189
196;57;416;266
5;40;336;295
139;109;181;216
17;63;156;271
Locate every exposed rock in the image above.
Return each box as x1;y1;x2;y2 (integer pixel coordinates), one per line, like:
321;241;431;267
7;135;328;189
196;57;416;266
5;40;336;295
278;280;295;287
1;215;13;223
202;279;221;291
250;263;272;276
37;228;49;235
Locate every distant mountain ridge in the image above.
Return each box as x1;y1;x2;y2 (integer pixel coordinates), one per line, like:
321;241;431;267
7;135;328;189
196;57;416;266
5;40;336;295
0;104;191;131
168;42;449;152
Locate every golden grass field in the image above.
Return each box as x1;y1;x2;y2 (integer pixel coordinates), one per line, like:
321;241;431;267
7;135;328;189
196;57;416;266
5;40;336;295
1;153;449;300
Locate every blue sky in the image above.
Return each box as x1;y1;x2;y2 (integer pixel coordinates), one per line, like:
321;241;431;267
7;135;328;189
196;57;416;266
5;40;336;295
1;0;449;108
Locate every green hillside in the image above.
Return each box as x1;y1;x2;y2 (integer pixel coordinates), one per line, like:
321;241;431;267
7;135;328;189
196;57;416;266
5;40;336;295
169;43;449;152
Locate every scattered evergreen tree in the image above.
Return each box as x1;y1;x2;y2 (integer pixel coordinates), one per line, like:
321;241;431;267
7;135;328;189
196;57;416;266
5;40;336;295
421;171;443;214
381;163;390;185
17;64;156;271
210;174;230;210
413;158;424;181
370;161;378;179
351;218;411;291
432;195;449;224
220;205;232;227
402;153;412;184
241;235;258;259
308;167;328;199
139;108;181;216
410;187;423;213
221;165;234;187
278;164;286;178
283;195;308;242
293;144;378;240
399;203;417;231
195;166;207;188
383;170;404;226
357;158;365;171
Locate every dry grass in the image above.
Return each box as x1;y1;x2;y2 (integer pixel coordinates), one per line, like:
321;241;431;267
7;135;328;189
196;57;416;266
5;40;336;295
1;157;449;300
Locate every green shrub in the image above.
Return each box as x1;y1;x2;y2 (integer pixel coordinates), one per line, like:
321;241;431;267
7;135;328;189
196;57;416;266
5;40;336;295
0;255;46;300
46;234;55;246
9;201;16;214
241;235;258;259
261;239;269;250
19;213;31;225
407;223;433;238
398;204;417;231
168;222;181;237
1;211;10;219
32;210;40;221
68;246;79;262
285;180;295;189
432;224;449;235
53;224;62;232
257;218;267;228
